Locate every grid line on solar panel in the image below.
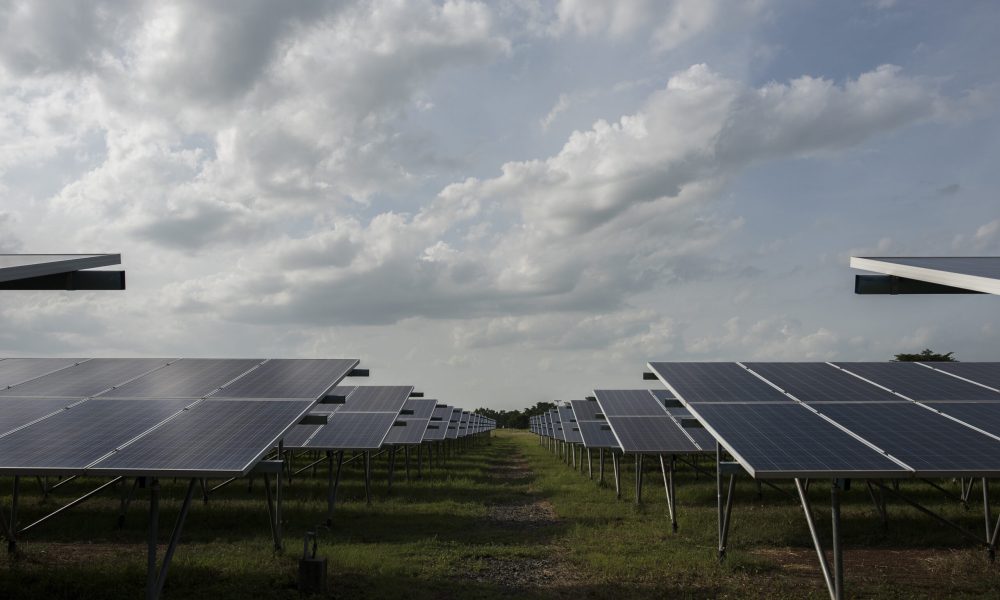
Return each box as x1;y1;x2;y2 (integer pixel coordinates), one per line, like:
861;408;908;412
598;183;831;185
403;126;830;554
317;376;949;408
833;362;1000;402
99;359;265;398
89;399;312;475
921;363;1000;394
340;386;411;413
0;358;176;398
0;358;86;389
0;398;192;474
209;358;358;399
743;362;901;403
811;402;1000;475
648;362;792;403
687;402;909;479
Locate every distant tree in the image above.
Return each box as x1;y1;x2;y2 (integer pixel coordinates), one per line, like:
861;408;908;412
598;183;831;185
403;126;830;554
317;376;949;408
474;401;557;429
893;349;957;362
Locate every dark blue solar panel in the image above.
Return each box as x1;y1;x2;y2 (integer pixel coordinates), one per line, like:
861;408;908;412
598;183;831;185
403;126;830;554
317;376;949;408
689;403;907;478
400;398;436;419
100;359;263;398
663;408;717;449
342;386;411;412
834;362;1000;401
384;418;430;445
0;358;82;388
609;417;701;453
0;358;173;398
925;402;1000;439
815;403;1000;475
745;362;900;403
648;362;791;403
90;400;312;475
570;399;603;421
422;406;453;441
211;359;358;399
307;412;398;449
557;406;583;443
926;363;1000;392
577;421;620;449
0;399;191;473
594;389;669;416
0;397;78;435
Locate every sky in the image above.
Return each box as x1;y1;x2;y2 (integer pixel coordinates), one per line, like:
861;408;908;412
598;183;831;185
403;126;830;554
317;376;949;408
0;0;998;410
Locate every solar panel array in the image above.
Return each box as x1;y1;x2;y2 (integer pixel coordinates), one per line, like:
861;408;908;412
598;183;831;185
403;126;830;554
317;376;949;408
648;361;1000;479
569;399;619;449
384;398;438;445
0;357;360;477
290;386;411;450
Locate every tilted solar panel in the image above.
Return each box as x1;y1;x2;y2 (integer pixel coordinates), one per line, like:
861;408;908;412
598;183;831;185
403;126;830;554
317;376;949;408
594;389;670;416
399;398;436;419
576;421;620;449
90;399;313;476
384;418;430;445
0;398;192;474
304;412;398;449
688;402;908;479
0;358;174;398
570;398;603;421
210;358;358;398
925;402;1000;439
745;362;900;403
557;405;583;443
283;406;342;448
446;408;462;439
593;389;701;453
0;397;80;436
342;386;411;412
648;362;791;403
924;363;1000;392
100;359;264;398
813;402;1000;476
422;405;453;441
0;358;83;389
834;362;1000;402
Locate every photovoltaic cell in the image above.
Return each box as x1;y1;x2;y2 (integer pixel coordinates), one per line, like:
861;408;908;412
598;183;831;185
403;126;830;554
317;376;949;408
446;409;462;439
91;400;313;476
306;412;399;449
607;417;701;453
594;389;669;416
834;362;1000;402
648;362;791;403
210;359;358;399
283;405;341;448
744;362;900;403
688;403;907;479
925;363;1000;392
0;399;192;474
0;397;79;435
663;408;717;449
577;421;620;449
814;402;1000;475
384;418;430;445
0;358;82;388
100;359;263;398
422;406;453;441
0;358;173;398
399;398;436;419
570;399;603;421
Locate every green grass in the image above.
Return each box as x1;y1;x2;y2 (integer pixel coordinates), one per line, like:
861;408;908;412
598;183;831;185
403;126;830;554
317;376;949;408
1;430;999;598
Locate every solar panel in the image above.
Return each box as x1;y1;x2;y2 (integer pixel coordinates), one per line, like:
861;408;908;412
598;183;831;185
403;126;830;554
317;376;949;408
833;362;1000;402
593;390;701;453
744;362;900;403
925;402;1000;439
283;406;341;447
210;358;358;399
570;399;620;449
662;407;717;448
0;397;80;435
594;390;670;416
0;358;83;388
342;386;411;413
446;408;462;439
0;254;120;282
305;412;399;449
422;405;453;441
925;363;1000;392
648;362;792;403
100;359;264;398
384;418;430;445
399;398;436;419
557;405;583;443
687;403;908;479
90;399;313;476
0;358;174;398
0;399;192;474
851;256;1000;295
813;403;1000;476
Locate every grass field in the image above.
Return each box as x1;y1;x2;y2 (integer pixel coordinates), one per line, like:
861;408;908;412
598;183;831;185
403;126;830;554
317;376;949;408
1;429;999;598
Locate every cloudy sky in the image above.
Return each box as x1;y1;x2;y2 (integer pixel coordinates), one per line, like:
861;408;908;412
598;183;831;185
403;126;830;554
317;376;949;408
1;0;998;410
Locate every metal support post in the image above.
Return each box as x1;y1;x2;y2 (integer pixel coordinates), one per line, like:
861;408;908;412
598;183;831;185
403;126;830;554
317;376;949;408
327;451;344;526
716;443;736;561
387;447;397;492
588;449;593;479
661;455;677;532
613;452;621;499
148;479;196;600
599;448;605;485
146;479;160;599
832;480;844;600
985;478;995;561
795;478;836;600
5;476;19;553
635;454;643;505
364;451;372;506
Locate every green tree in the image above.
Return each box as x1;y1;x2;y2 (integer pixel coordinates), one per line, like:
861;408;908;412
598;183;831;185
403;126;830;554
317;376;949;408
893;348;956;362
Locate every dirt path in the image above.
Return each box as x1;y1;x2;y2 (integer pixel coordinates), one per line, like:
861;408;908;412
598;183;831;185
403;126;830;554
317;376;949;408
467;448;582;593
